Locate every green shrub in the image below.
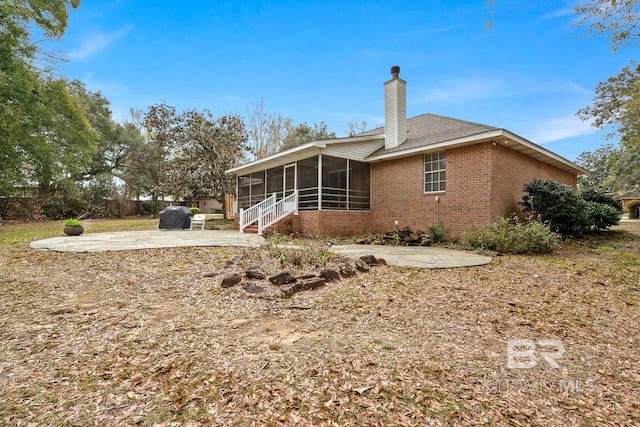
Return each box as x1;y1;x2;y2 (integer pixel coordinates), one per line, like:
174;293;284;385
188;207;201;215
627;200;640;219
462;216;561;254
580;190;623;211
522;179;621;236
521;179;590;236
428;223;449;244
584;201;620;230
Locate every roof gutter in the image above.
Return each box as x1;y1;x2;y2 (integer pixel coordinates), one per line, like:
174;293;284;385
365;129;505;161
225;134;385;175
365;129;588;176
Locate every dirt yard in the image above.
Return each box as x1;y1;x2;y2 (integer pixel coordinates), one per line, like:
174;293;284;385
1;221;639;426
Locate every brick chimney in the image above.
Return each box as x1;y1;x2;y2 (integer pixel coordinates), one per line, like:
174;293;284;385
384;65;407;149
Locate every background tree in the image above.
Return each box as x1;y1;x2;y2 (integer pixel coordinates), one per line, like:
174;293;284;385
343;120;368;137
575;0;640;193
574;0;640;52
281;121;336;151
174;110;248;218
125;102;179;215
0;0;89;198
575;143;620;192
245;98;293;159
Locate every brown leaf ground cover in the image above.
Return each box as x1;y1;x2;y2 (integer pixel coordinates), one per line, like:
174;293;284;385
1;219;639;426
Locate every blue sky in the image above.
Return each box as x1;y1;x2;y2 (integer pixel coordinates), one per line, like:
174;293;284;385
43;0;636;161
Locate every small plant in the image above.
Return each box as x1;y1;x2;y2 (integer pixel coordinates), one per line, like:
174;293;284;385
265;234;334;267
462;215;561;254
390;232;401;245
63;218;84;236
428;222;449;244
188;207;201;215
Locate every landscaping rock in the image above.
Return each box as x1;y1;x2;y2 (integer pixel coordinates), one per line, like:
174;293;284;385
242;282;265;294
246;269;266;280
320;268;340;282
359;255;378;265
281;282;303;297
339;263;357;278
224;254;245;268
281;277;327;297
355;258;370;272
221;273;242;288
296;273;318;280
356;227;434;247
376;258;387;265
301;277;326;290
419;235;432;246
268;271;297;286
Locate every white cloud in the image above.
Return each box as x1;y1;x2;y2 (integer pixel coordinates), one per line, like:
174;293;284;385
526;116;595;143
68;26;131;60
405;25;467;37
413;76;511;104
541;7;574;20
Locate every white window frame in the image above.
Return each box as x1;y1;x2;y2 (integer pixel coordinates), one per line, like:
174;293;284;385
424;151;446;193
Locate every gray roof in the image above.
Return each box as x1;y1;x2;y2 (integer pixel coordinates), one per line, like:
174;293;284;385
360;113;500;158
227;112;588;176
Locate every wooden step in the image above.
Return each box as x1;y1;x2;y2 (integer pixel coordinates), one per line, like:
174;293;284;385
242;225;259;234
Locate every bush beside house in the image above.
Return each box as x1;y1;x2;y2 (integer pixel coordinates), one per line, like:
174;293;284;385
462;216;561;254
627;200;640;219
521;179;621;236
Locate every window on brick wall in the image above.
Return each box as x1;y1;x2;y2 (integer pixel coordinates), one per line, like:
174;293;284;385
424;151;446;192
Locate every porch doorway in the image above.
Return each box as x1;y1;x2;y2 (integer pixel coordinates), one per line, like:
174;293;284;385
284;163;296;197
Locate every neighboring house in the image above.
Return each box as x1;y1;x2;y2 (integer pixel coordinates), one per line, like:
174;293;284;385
227;66;588;237
617;190;640;210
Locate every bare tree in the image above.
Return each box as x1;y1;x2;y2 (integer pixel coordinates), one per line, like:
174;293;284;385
245;98;293;159
343;120;368;137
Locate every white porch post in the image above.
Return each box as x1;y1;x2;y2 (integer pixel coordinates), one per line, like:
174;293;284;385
239;208;244;233
318;154;322;210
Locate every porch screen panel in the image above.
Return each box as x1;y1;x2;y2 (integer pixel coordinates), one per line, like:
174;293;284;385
238;175;251;210
322;156;347;210
250;171;265;205
297;156;318;210
349;160;370;210
266;167;283;198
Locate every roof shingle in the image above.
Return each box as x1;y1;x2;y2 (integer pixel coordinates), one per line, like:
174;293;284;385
361;113;499;158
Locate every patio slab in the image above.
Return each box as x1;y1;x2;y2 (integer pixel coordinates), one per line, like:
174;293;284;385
331;244;492;268
29;230;265;252
29;230;492;268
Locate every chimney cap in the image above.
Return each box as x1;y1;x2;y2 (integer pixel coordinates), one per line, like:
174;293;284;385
391;65;400;78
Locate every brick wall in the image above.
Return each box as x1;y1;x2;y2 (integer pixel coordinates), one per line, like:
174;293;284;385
235;142;580;238
369;144;495;236
369;143;579;237
489;143;577;220
296;210;372;236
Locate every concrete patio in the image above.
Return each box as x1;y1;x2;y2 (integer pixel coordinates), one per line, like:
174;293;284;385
29;230;492;269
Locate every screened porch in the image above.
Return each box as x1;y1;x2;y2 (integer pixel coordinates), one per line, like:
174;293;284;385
236;155;370;212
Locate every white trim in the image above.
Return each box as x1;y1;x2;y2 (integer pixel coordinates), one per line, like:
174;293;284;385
501;130;589;175
366;130;504;161
225;134;385;175
365;129;588;176
317;154;323;210
424;151;446;193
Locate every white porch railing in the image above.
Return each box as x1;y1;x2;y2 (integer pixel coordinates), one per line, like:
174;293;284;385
239;191;298;235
